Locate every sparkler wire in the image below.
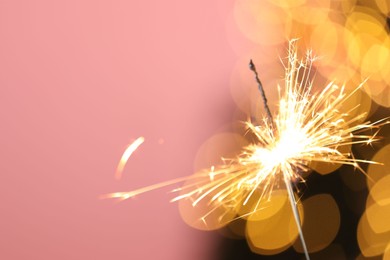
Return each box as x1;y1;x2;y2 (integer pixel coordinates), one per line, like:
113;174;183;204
249;60;310;260
249;60;273;121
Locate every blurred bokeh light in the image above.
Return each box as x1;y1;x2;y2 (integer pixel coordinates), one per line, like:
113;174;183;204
217;0;390;259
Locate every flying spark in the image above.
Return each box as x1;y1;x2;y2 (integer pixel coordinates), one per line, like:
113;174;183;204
115;136;145;180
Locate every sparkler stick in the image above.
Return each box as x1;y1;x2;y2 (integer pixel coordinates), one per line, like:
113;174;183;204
249;59;310;260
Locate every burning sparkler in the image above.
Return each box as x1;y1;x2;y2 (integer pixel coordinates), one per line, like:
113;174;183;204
103;40;389;259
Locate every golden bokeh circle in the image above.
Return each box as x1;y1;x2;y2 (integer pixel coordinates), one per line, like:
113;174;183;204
289;0;332;26
309;142;351;175
310;21;340;67
366;144;390;190
234;0;291;46
375;0;390;15
178;132;250;231
361;43;390;82
384;243;390;260
357;210;390;257
369;84;390;108
236;189;288;221
367;174;390;206
193;132;249;172
365;200;390;234
266;0;306;9
178;173;238;231
293;194;340;253
246;194;303;254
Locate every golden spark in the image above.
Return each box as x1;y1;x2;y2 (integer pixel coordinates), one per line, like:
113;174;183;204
115;136;145;180
103;40;389;259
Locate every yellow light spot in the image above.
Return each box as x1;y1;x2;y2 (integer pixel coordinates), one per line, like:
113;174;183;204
237;189;288;221
326;65;357;85
375;0;390;15
368;174;390;206
293;194;340;253
367;144;390;190
345;8;387;36
329;80;372;126
246;193;303;254
361;44;390;81
310;142;351;175
366;201;390;234
266;0;306;8
193;132;248;172
310;21;340;67
357;211;390;257
368;84;390;108
339;0;357;14
177;175;237;231
384;243;390;260
290;6;331;26
115;137;145;180
233;0;291;45
345;33;363;69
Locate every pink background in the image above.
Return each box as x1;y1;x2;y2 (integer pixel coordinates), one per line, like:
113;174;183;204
0;1;238;259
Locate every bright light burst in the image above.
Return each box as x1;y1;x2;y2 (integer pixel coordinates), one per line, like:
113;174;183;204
103;41;389;255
